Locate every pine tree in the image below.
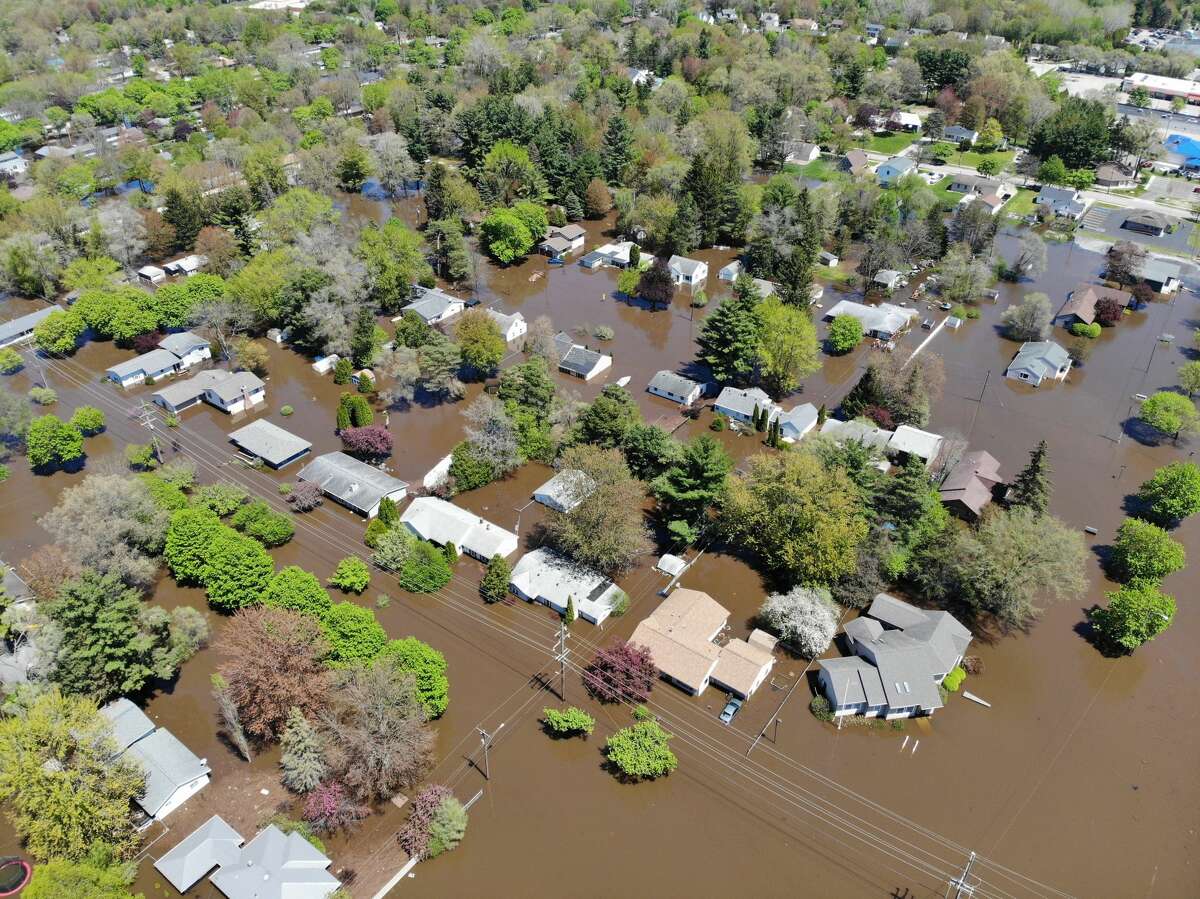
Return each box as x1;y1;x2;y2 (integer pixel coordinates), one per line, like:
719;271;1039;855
351;307;376;368
1009;440;1051;515
879;457;933;533
652;435;733;529
280;707;326;793
443;541;459;565
566;595;577;623
336;399;351;432
333;357;353;385
601;115;633;184
480;554;511;603
378;497;399;526
817;403;827;426
752;405;761;430
667;195;701;255
563;192;584;221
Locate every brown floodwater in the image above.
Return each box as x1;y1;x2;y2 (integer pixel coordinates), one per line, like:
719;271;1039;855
0;208;1198;898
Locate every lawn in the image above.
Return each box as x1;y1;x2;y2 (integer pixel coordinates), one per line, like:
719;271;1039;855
852;132;919;154
782;156;846;183
930;175;962;207
1004;189;1039;218
931;142;1016;172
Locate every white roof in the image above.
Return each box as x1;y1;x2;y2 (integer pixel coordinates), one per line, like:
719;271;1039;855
668;254;706;276
825;300;916;335
154;815;244;894
533;469;597;512
400;497;518;559
210;825;338;899
297;451;407;514
509;548;623;621
715;385;776;418
887;425;943;461
106;348;179;379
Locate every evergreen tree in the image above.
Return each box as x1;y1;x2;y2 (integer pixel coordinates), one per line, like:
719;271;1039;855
817;403;827;426
696;289;763;384
667;195;701;255
443;541;459;565
336;401;351;431
480;554;511;603
350;307;376;368
878;457;933;532
378;497;399;526
333;357;353;385
1009;440;1051;515
601;115;633;184
653;435;733;530
565;595;577;623
280;707;326;793
162;187;204;252
563;192;584;221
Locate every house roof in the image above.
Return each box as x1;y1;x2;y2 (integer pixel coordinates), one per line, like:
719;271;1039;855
158;330;208;355
138;264;166;278
1141;257;1181;283
668;255;706;277
0;305;62;344
205;370;265;403
509;548;622;620
229;419;312;467
1060;284;1132;325
778;402;818;436
648;370;701;398
485;308;524;333
541;235;572;254
843;149;869;172
947;173;995;193
711;629;777;695
209;825;339;899
887;425;943;462
819;418;894;449
715;385;775;418
629;588;729;692
844;616;884;645
939;450;1003;517
878;157;915;175
154;815;244;894
298;451;407;514
550;223;585;241
401;286;464;322
400;496;518;559
1035;185;1080;204
126;727;210;816
106;348;180;380
1096;163;1133;181
559;344;609;377
533;469;597;511
944;124;978;138
867;593;972;679
825;299;915;335
1007;340;1070;379
1124;210;1173;229
819;655;888;708
101;697;156;749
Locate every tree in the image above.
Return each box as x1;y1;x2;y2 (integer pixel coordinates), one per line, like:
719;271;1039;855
379;637;450;718
584;178;613;218
164;508;225;583
721;452;867;583
357;219;434;313
637;257;675;311
329;557;371;594
1088;583;1176;654
69;405;106;435
976;157;1000;178
1107;241;1147;286
321;602;388;667
302;780;369;834
1001;292;1052;342
652;435;731;541
1095;298;1124;327
33;309;85;355
623;424;682;480
400;786;468;859
584;640;658;704
758;587;838;658
543;445;651;574
280;707;327;793
455;308;506;374
479;141;546;205
696;289;763;384
1108;518;1186;585
1136;462;1200;526
418;336;464;398
542;706;595;736
601;115;633;184
480;554;511;603
231;500;295;546
1179;361;1200;397
605;718;677;780
212;673;252;762
1009;231;1047;281
480;208;535;264
1030;97;1112;169
203;530;274;611
0;690;144;861
23;843;136;899
827;314;863;354
318;662;434;803
1139;392;1200;441
1009;440;1051;515
755;295;820;394
25;415;84;469
341;425;394;461
575;384;641;448
336;144;372;191
218;606;331;743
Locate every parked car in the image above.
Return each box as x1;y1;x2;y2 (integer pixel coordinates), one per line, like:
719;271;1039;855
719;697;743;725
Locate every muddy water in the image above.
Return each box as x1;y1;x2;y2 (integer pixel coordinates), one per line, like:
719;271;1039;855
0;211;1198;897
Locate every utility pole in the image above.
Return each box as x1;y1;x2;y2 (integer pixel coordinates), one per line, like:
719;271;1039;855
475;723;504;781
553;618;569;701
945;851;977;899
136;400;162;465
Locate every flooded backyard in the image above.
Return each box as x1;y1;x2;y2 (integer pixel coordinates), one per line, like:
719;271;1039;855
0;201;1197;898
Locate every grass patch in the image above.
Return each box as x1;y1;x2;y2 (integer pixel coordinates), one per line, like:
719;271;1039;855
784;156;846;183
932;143;1016;171
1004;189;1039;218
815;265;854;284
852;132;919;154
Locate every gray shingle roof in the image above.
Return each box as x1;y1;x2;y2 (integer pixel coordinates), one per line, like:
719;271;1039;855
154;815;244;894
0;305;62;345
106;348;180;380
101;697;155;749
1007;340;1069;380
158;330;207;356
534;469;597;511
298;452;407;515
210;825;339;899
668;254;705;277
647;370;700;398
560;344;608;377
126;727;210;816
714;386;774;418
402;286;464;322
229;419;312;467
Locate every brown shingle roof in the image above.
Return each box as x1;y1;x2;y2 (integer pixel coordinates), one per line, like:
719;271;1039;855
1059;283;1132;325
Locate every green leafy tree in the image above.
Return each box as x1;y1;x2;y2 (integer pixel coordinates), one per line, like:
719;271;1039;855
542;706;595;736
479;140;546;205
1088;583;1176;653
203;530;275;611
329;556;371;593
480;554;511;603
1030;97;1113;169
337;144;372;191
231;499;296;547
1136;462;1200;526
357;219;434;313
575;384;642;448
480;209;535;264
69;405;106;435
1108;518;1186;584
1037;155;1068;187
0;347;22;373
455;308;506;374
23;843;136;899
320;601;388;666
605;718;678;780
380;637;450;718
25;415;84;469
280;707;326;793
397;540;453;593
827;314;864;354
1139;392;1200;442
1008;440;1051;515
0;690;144;861
263;565;333;618
1178;361;1200;397
164;508;226;583
191;483;249;516
33;309;86;355
757;295;820;395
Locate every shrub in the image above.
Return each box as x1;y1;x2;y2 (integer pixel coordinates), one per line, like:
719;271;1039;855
376;593;391;608
950;305;968;319
320;601;388;666
0;347;23;373
965;307;981;320
328;556;371;593
25;416;84;470
593;325;614;341
125;442;159;471
1070;321;1101;338
28;387;57;406
140;472;189;510
364;517;391;548
1108;517;1185;584
231;499;296;547
262;565;332;618
609;590;629;617
542;706;595;736
617;268;640;297
691;289;708;308
827;314;863;354
69;405;106;435
203;529;275;612
397;540;453;593
605;719;677;780
192;483;249;516
399;786;467;860
379;637;450;718
281;404;295;416
286;481;324;512
710;413;727;432
809;695;834;722
943;666;966;692
340;424;393;460
333;357;353;384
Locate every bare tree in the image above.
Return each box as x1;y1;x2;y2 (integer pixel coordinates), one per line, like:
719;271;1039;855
97;204;148;270
212;674;252;762
1001;292;1053;342
377;346;421;407
367;132;416;197
463;394;520;474
525;314;559;363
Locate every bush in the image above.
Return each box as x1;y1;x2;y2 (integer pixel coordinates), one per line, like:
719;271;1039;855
710;413;727;432
340;424;393;461
0;347;23;373
965;307;981;320
691;289;708;308
140;472;189;510
364;517;391;549
609;589;629;616
320;601;388;666
399;786;467;860
192;483;248;516
1070;321;1101;338
593;325;614;341
231;499;296;547
203;529;275;612
542;706;595;736
617;269;640;297
25;416;85;469
125;442;158;471
28;386;57;406
286;481;324;512
827;314;863;354
397;540;453;593
328;556;371;593
332;357;353;384
280;404;294;416
943;666;966;692
262;565;332;618
69;405;106;435
605;719;677;780
1108;517;1186;584
379;637;450;718
809;695;834;722
950;305;968;319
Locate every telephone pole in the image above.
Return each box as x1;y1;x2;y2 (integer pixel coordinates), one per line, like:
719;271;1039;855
945;851;977;899
136;400;163;465
553;618;569;700
475;723;504;781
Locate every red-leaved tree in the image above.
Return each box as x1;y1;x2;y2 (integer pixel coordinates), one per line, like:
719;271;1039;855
286;481;324;512
1094;298;1123;327
583;640;659;704
303;780;369;833
398;784;453;858
340;425;394;461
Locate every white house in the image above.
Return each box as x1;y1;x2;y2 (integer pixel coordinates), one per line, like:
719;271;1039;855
0;151;28;177
102;699;209;825
819;251;839;267
777;403;819;442
1034;185;1087;220
297;451;407;518
668;255;708;287
158;330;211;370
151;369;265;415
400;286;465;325
648;370;703;405
163;254;207;276
485;308;527;342
1141;257;1182;295
533;469;596;513
875;156;916;186
539;223;586;260
508;548;626;624
887;110;921;132
714;385;778;425
105;348;182;388
554;333;612;380
943;124;978;145
137;265;167;284
0;305;64;349
400;496;518;561
579;241;637;269
824;299;916;339
718;260;743;281
1005;340;1072;386
312;354;339;374
785;141;820;164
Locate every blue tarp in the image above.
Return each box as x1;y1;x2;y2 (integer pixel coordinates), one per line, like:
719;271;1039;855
1165;133;1200;165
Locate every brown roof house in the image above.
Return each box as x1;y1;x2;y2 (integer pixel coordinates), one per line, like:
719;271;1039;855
630;588;778;699
1056;283;1132;327
840;148;870;176
939;450;1004;520
1095;163;1135;187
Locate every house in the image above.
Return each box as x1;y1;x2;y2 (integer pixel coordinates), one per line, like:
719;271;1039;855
312;354;339;374
158;331;212;370
137;265;167;284
824;300;917;339
533;469;597;513
840;149;871;176
785;141;820;164
819;418;894;454
668;255;708;287
819;251;839;267
209;824;340;899
817;593;971;718
939;450;1003;520
714;385;778;425
1140;257;1182;294
866;23;884;39
539;231;578;261
630;588;776;698
508;548;626;624
579;241;636;269
791;17;819;32
400;496;518;561
105;348;182;388
875;156;916;186
759;11;780;30
718;260;743;281
0;151;28;177
153;816;244;895
297;451;407;518
753;278;778;299
777;403;818;442
648;370;703;405
0;564;38;686
1005;340;1072;386
554;333;612;380
1121;210;1175;236
887;425;944;468
946;174;1012;198
1034;185;1087;220
101;699;209;823
401;286;465;325
1056;283;1133;327
943;124;978;145
0;305;64;348
872;269;902;291
1096;163;1135;187
152;369;265;415
228;419;312;469
485;308;527;342
626;67;663;89
163;254;207;276
888;110;921;132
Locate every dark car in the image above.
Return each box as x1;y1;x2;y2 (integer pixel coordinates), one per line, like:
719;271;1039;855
719;697;743;725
